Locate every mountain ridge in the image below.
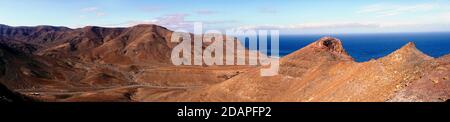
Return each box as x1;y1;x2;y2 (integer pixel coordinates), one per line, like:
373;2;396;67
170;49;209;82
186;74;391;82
164;37;448;102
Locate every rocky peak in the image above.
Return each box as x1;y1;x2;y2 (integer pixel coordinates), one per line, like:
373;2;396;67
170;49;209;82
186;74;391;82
312;37;347;54
400;42;419;51
382;42;432;63
399;42;417;51
304;37;353;61
129;24;170;34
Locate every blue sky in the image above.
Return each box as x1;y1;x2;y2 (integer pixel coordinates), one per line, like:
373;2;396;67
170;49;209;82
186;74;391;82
1;0;450;34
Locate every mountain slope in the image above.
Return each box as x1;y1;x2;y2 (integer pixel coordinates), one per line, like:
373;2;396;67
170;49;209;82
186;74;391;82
0;24;255;101
166;37;447;102
389;54;450;101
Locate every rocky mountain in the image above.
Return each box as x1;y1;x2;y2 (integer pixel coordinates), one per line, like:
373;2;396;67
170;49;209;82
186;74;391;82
0;24;175;65
0;24;254;101
0;24;448;102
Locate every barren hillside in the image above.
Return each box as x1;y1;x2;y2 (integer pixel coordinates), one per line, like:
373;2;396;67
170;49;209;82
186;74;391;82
0;24;448;102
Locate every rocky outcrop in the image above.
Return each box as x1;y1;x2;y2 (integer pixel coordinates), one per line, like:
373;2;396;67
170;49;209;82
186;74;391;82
388;54;450;102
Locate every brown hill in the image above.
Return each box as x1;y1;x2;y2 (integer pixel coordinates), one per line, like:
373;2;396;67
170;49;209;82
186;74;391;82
0;24;254;101
0;24;174;65
165;37;447;102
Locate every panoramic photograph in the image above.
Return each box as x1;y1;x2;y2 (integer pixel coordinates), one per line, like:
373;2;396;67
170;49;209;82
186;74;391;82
0;0;449;119
1;0;449;102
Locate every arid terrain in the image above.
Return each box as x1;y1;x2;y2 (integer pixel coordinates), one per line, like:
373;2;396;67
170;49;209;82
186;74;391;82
0;24;448;102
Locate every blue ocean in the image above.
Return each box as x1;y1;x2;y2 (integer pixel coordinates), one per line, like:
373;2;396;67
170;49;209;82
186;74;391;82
241;32;450;62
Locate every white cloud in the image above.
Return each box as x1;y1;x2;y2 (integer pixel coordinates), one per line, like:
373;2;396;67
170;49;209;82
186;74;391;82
109;13;193;30
80;6;106;17
235;22;381;30
352;2;450;32
81;7;99;12
232;20;450;34
149;13;193;29
107;13;238;31
357;3;437;17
